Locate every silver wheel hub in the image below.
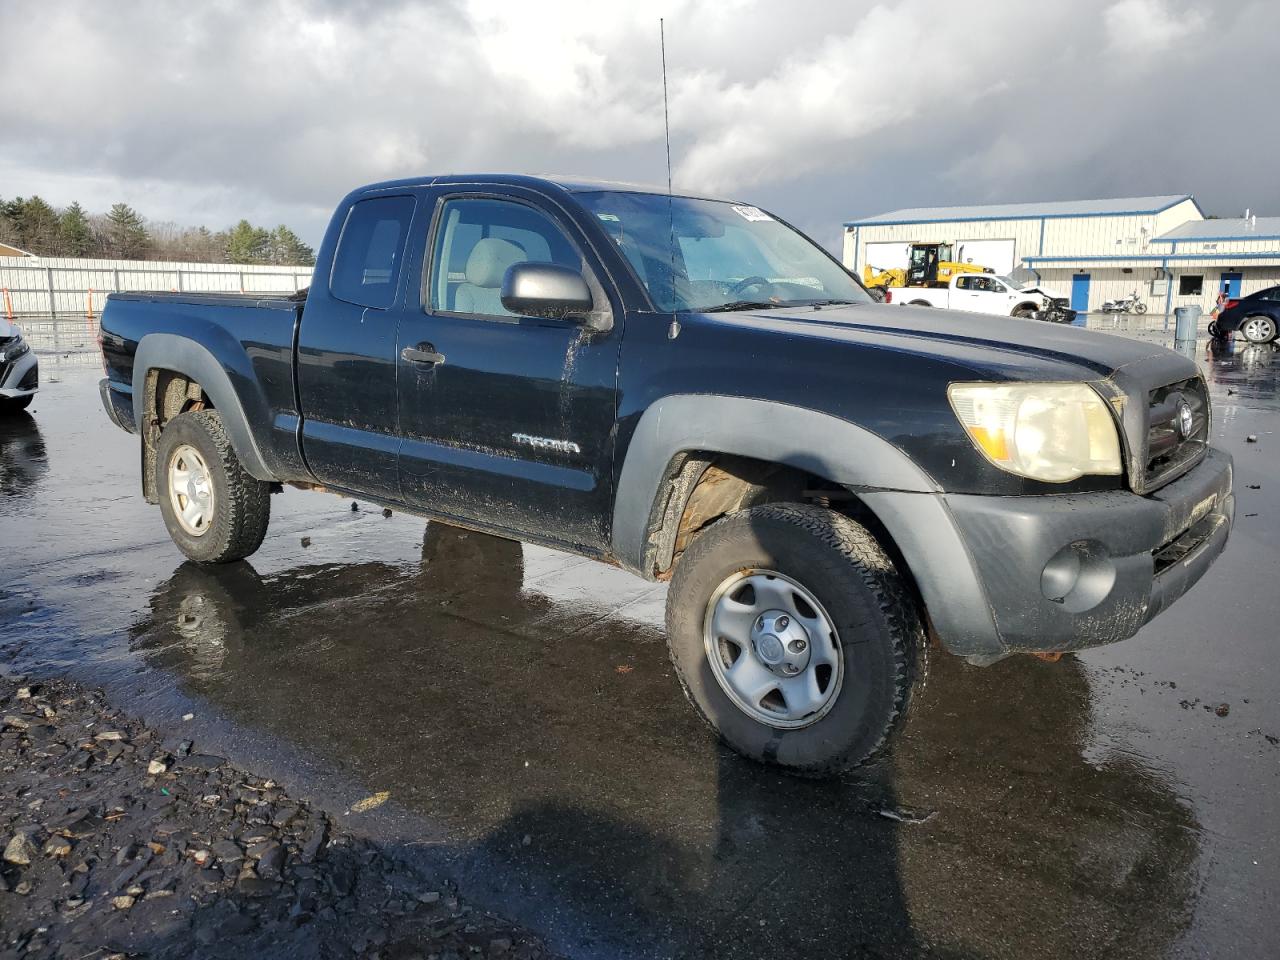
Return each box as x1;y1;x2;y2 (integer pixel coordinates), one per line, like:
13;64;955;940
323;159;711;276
751;610;811;676
1244;317;1273;341
704;570;843;730
168;444;215;537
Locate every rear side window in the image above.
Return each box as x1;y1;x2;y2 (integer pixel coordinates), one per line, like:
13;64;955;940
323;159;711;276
330;195;416;309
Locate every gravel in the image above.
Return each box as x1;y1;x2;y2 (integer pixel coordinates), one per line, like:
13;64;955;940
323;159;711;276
0;675;557;959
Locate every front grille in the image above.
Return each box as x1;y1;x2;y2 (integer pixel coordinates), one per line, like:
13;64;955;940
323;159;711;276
1144;376;1209;490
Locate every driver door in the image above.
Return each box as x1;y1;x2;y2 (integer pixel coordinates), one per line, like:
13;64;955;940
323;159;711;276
395;189;622;552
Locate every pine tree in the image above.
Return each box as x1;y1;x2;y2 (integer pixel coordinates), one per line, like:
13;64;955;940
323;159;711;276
268;225;316;266
105;202;151;259
58;202;92;257
17;196;60;254
0;197;21;249
225;219;271;264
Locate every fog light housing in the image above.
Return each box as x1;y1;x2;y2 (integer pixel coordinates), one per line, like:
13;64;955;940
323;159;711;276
1040;541;1116;613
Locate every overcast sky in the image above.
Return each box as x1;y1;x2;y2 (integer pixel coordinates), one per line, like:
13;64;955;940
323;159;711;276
2;0;1275;250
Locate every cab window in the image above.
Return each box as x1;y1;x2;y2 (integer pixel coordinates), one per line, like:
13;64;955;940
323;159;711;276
430;198;581;318
330;195;416;309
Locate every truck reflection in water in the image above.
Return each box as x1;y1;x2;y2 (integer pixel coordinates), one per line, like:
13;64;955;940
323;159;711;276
129;524;1198;960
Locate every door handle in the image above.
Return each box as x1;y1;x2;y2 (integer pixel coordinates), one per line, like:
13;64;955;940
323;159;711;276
401;345;446;365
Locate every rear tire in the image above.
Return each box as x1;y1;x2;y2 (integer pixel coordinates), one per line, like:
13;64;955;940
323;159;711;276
155;410;271;563
665;503;925;777
0;395;33;415
1241;315;1277;344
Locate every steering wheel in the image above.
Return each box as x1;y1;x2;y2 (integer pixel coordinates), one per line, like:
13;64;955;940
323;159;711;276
728;275;771;297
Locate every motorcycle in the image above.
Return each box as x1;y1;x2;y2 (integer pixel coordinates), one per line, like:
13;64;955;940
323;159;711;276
1101;289;1148;315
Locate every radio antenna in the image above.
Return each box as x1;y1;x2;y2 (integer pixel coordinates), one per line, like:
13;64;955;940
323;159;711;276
660;18;680;339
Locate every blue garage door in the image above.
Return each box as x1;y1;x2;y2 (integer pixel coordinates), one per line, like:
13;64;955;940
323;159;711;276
1071;274;1091;314
1220;272;1242;297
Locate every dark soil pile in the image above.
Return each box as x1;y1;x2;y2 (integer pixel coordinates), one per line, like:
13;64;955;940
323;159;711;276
1;676;555;960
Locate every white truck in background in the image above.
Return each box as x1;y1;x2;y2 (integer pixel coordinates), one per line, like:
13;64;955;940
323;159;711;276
883;274;1075;323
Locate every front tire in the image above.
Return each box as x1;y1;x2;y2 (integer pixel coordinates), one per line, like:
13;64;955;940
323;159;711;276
0;395;33;415
1241;315;1277;344
665;503;924;777
155;410;271;563
1134;302;1148;315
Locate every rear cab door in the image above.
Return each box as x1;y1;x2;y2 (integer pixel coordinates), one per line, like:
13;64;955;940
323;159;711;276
395;183;624;552
296;190;421;501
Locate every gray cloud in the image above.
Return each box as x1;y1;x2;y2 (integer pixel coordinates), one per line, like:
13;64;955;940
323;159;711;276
1;0;1273;250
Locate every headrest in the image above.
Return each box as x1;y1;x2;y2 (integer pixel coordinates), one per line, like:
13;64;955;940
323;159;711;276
464;238;527;288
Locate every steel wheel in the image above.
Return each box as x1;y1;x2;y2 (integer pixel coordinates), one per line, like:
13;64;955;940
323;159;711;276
1242;315;1277;344
703;569;843;729
167;443;216;537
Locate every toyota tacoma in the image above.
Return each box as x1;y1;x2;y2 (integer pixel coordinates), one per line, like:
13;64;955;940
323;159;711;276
98;175;1233;776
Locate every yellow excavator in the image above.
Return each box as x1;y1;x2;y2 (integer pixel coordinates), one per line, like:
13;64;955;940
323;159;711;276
862;242;993;292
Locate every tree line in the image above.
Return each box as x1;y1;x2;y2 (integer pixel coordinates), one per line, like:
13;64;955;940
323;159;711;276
0;196;316;266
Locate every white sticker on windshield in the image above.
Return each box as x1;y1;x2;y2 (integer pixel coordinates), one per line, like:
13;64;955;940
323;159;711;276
731;205;772;222
596;213;621;222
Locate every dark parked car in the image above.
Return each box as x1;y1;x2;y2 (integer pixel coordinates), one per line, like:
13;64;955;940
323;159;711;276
1213;284;1280;343
97;175;1234;777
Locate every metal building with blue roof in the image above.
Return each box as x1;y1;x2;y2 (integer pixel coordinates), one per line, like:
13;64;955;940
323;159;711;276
843;195;1280;320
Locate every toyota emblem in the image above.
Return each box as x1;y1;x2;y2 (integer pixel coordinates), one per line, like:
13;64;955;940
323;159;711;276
1176;400;1194;440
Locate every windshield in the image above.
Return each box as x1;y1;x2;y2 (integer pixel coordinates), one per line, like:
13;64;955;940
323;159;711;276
575;191;870;312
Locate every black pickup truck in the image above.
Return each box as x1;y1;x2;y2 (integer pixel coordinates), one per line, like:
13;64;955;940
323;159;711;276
98;175;1233;776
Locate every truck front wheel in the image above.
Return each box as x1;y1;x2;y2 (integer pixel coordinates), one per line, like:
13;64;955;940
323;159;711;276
155;410;271;563
665;503;925;776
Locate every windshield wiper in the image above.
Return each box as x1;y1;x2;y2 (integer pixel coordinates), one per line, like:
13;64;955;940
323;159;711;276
700;300;784;313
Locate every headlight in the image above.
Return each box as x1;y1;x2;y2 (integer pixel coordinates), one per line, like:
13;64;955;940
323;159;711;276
1;337;28;362
947;381;1122;482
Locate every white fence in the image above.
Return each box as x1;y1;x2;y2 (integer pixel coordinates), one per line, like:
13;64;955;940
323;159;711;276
0;255;314;318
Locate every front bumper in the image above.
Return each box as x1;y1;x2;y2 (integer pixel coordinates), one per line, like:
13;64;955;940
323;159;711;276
863;448;1234;660
0;349;38;398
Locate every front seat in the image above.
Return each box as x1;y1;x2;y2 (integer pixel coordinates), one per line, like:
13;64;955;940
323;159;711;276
455;237;527;315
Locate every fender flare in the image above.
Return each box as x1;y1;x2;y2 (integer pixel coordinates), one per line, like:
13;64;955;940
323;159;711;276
611;394;1004;656
611;394;941;576
132;333;275;481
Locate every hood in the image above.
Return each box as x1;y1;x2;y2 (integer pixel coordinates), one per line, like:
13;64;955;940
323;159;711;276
724;302;1195;387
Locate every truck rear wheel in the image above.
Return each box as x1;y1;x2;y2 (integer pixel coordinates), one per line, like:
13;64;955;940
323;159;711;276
155;410;271;563
665;503;924;777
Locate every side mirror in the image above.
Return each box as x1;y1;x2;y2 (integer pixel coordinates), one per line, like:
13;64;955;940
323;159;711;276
501;263;593;321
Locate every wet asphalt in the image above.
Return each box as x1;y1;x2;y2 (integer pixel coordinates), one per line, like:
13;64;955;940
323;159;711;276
1;337;1278;959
